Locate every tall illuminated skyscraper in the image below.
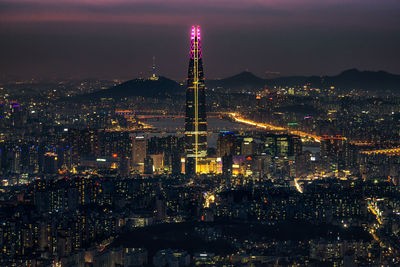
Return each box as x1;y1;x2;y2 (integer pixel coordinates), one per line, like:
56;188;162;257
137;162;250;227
185;25;207;176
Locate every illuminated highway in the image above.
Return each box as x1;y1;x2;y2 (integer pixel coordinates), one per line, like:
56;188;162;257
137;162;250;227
228;113;321;142
366;200;399;261
294;178;304;193
367;201;383;225
360;147;400;156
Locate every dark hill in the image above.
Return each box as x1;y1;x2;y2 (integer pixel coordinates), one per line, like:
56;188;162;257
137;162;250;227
207;71;266;90
80;76;182;100
323;69;400;91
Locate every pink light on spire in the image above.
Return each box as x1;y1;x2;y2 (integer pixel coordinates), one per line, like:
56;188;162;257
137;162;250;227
196;26;201;40
191;26;195;40
190;25;202;59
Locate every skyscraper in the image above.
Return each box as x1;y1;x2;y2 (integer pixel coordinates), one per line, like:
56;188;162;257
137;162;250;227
185;25;207;176
320;135;348;172
217;131;238;157
131;135;146;174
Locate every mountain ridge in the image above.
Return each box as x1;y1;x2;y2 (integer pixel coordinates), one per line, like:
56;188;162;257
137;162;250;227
78;76;182;100
207;69;400;91
78;69;400;100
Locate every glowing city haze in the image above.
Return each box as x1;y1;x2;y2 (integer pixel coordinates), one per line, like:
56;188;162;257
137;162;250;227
0;0;399;79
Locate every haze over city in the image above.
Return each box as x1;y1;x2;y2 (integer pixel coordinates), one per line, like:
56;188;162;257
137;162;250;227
1;0;400;80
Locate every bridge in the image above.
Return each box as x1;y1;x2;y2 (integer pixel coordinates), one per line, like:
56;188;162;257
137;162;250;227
129;111;222;119
228;112;322;142
360;147;400;156
136;115;184;119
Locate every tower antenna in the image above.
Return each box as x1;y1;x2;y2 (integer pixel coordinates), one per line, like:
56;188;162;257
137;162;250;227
150;56;159;80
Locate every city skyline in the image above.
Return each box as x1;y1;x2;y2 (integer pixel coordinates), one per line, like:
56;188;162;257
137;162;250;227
1;1;400;266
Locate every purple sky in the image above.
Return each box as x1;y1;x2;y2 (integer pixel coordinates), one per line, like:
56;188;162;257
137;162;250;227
0;0;399;80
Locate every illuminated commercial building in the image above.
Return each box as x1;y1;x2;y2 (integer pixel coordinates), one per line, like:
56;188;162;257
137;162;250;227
263;134;302;158
222;155;233;178
43;152;58;174
131;135;147;173
320;135;348;172
196;157;222;175
150;153;164;174
184;25;207;176
147;136;185;174
217;131;239;157
144;156;154;175
241;137;255;156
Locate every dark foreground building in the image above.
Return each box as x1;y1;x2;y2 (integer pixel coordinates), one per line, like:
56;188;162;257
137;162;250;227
185;25;207;176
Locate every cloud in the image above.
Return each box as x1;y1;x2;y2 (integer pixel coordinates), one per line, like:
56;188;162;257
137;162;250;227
0;0;399;80
0;0;398;28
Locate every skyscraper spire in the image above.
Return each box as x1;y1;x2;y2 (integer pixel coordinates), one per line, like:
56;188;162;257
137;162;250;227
185;25;207;176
